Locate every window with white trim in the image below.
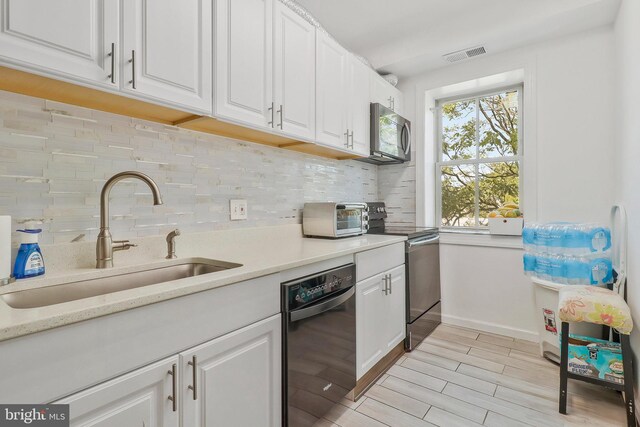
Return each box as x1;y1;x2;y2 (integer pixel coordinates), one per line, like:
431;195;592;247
436;86;523;229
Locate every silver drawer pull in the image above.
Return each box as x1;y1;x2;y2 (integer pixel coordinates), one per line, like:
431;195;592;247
167;363;177;412
188;355;198;400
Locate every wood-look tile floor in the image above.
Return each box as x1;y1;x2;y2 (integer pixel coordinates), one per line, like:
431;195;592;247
319;324;627;427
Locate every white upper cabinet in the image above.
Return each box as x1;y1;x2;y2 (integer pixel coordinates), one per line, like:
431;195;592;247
0;0;119;88
181;315;281;427
215;0;273;128
315;31;349;149
56;356;180;427
121;0;211;114
348;55;371;156
273;2;315;140
371;71;403;114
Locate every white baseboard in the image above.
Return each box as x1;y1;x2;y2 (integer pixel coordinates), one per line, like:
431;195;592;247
442;314;539;342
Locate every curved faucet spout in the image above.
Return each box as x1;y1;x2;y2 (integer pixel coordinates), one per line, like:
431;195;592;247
97;171;163;268
100;171;163;230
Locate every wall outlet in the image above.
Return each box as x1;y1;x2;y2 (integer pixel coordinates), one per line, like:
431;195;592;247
230;199;248;220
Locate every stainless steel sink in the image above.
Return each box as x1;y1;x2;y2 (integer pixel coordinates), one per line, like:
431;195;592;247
1;258;242;309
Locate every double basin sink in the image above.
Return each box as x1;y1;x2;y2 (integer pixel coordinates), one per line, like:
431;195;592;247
1;258;242;309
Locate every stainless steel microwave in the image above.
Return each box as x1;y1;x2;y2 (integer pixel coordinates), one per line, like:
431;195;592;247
361;103;411;165
303;203;369;238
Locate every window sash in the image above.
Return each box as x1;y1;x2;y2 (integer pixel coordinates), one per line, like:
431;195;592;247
435;85;523;230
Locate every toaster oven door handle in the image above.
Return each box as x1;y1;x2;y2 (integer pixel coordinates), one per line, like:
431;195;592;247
338;203;367;210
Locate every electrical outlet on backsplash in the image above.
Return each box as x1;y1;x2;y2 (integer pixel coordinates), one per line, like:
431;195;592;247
0;90;378;245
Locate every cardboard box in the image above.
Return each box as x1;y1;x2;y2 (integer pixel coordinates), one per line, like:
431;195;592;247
565;333;625;385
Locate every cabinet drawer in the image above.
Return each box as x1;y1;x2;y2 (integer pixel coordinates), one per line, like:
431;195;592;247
355;242;404;281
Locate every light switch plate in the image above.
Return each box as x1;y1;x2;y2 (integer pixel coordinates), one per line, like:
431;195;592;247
230;199;248;220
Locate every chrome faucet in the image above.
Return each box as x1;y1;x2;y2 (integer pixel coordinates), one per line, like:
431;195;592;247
96;171;163;268
166;229;180;259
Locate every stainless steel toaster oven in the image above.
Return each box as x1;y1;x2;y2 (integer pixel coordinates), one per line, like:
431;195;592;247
303;203;368;238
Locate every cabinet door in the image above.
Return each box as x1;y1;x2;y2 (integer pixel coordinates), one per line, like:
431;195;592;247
315;32;348;149
273;2;315;140
0;0;118;88
181;314;281;427
215;0;272;128
121;0;211;113
55;356;179;427
348;56;371;156
382;265;407;352
371;71;402;113
356;272;386;379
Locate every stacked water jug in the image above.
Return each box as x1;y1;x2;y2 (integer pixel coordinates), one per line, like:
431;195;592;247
523;223;613;285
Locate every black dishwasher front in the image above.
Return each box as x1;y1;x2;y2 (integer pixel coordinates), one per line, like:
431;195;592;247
282;263;356;427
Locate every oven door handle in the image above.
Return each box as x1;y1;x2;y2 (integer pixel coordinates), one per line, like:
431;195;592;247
407;235;439;248
289;286;355;323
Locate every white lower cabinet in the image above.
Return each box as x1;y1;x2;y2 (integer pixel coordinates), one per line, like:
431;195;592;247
356;264;406;379
180;314;282;427
56;356;180;427
57;314;281;427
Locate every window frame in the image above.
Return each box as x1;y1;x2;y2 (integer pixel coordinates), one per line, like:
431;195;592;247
435;84;524;231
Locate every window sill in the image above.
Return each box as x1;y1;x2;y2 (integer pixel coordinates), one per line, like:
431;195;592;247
439;230;523;249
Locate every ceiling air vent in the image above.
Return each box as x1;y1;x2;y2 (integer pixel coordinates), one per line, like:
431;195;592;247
443;46;486;63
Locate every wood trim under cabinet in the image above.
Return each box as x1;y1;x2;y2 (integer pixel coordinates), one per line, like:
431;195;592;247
0;65;363;161
349;341;405;401
0;66;192;124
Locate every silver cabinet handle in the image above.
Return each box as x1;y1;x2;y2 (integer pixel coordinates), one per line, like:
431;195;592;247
387;273;392;294
128;50;136;89
392;97;395;111
349;130;354;149
107;42;115;83
188;355;198;400
381;275;388;295
277;105;283;128
168;363;177;412
344;129;350;147
267;102;274;127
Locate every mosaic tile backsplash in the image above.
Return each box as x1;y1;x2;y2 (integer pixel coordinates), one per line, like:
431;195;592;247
0;90;378;244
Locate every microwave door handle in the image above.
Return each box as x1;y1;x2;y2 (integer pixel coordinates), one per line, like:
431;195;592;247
403;122;411;155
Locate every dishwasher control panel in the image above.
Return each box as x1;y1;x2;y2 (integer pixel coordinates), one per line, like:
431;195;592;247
282;264;355;312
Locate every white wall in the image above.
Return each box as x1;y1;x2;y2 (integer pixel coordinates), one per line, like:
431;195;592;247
614;0;640;386
387;27;617;339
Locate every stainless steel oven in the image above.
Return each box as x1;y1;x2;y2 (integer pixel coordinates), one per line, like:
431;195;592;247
361;103;411;164
282;264;356;426
303;202;369;238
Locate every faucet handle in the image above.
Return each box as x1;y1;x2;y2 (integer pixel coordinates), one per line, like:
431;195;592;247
113;240;137;252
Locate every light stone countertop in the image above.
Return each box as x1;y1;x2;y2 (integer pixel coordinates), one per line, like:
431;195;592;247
0;224;405;342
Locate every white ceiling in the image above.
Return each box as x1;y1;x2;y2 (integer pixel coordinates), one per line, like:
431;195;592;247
295;0;621;78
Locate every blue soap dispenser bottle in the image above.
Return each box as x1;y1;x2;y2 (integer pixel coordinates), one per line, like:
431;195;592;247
13;228;45;279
